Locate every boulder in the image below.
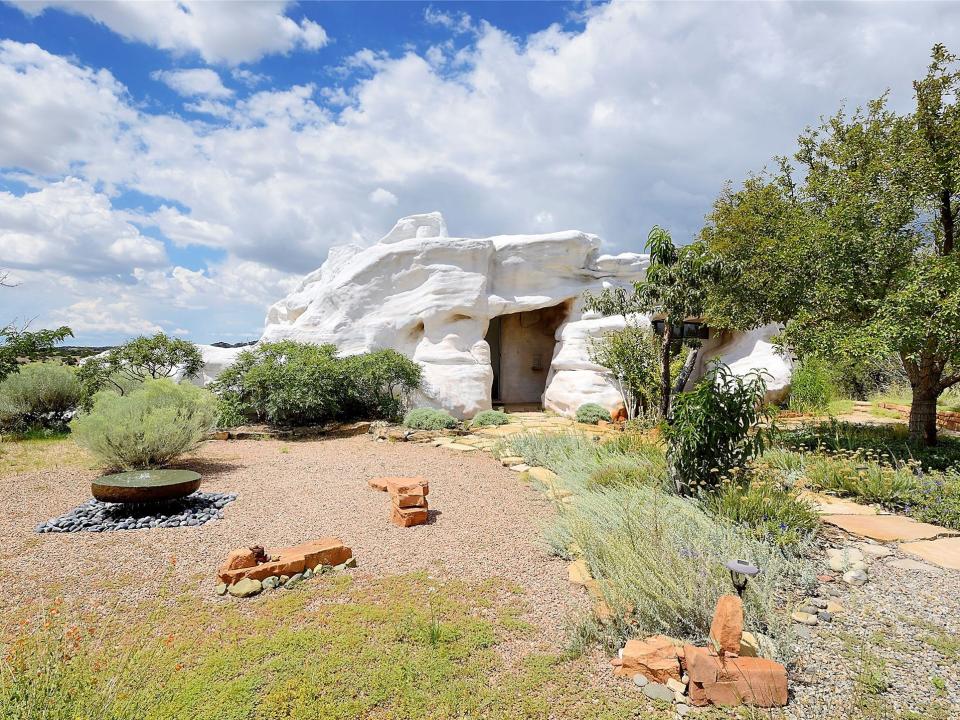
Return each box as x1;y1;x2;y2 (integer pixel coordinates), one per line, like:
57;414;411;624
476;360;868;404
709;595;743;657
684;645;787;707
217;547;260;582
614;634;683;683
192;213;793;418
227;578;262;598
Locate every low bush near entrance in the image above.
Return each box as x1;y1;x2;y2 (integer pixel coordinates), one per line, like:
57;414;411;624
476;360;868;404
70;379;216;470
575;403;611;425
0;362;80;432
470;410;511;427
212;342;421;427
403;407;458;430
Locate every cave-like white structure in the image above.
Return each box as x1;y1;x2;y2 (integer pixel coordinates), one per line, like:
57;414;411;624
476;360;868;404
219;212;790;419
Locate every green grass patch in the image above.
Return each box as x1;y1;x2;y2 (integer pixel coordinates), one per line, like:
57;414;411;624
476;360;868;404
1;574;645;720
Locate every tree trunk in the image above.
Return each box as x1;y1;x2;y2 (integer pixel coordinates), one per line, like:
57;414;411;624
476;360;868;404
659;322;673;419
673;346;699;396
909;385;939;447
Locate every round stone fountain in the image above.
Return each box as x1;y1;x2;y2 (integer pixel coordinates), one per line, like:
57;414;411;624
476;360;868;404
91;469;202;503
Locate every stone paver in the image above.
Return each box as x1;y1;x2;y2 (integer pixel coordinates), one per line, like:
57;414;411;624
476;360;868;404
821;514;960;542
899;536;960;571
885;557;944;574
800;491;879;516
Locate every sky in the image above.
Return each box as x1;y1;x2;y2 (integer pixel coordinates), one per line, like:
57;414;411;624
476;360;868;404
0;1;958;345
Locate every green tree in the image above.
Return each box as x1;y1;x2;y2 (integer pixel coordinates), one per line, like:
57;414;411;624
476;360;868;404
585;226;718;418
0;324;73;382
587;322;661;420
78;333;204;401
702;44;960;446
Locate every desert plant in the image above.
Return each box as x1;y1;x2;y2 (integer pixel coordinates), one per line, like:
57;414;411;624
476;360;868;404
666;363;774;496
788;357;836;413
470;410;511;427
905;469;960;529
77;333;203;405
403;407;458;430
0;362;80;431
505;432;812;653
70;379;216;470
0;323;73;382
575;403;611;425
212;342;420;427
588;323;661;420
587;457;657;490
704;476;819;550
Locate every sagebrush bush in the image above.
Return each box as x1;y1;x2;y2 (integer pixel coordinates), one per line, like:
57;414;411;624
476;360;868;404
470;410;511;427
704;477;819;550
788;357;836;413
506;433;811;655
575;403;611;425
0;363;80;431
70;379;216;470
212;342;421;427
666;363;773;495
905;470;960;530
403;408;458;430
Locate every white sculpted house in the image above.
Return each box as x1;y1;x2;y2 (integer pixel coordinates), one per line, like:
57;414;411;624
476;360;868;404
218;212;791;419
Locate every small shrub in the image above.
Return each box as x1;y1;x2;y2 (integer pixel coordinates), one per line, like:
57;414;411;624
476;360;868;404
70;379;216;470
0;363;80;431
470;410;511;428
587;458;654;489
905;470;960;529
788;357;836;413
704;477;819;550
212;342;420;426
575;403;611;425
403;408;458;430
666;363;774;496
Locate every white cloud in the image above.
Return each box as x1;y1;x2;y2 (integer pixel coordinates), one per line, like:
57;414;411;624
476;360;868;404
12;1;329;65
369;188;398;207
49;297;163;336
0;178;166;275
152;68;232;98
3;1;960;343
424;7;475;35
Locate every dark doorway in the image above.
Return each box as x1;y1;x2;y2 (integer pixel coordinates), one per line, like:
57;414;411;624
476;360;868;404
484;302;569;406
485;316;502;401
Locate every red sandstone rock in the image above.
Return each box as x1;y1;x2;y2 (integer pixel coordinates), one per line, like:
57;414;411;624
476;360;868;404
393;493;428;509
614;634;683;683
218;537;352;583
684;645;787;707
368;477;389;492
709;595;744;656
217;548;259;582
612;404;628;422
391;505;428;527
385;477;430;496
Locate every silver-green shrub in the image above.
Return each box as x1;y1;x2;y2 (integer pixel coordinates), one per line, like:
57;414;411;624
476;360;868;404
575;403;611;425
0;363;80;431
70;379;216;470
506;431;813;658
469;410;511;427
402;407;458;430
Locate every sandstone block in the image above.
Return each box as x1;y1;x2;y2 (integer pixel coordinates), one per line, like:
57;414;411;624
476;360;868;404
392;493;428;509
384;477;430;496
391;505;428;527
684;646;787;707
709;595;743;656
217;548;259;582
368;477;389;491
614;635;683;683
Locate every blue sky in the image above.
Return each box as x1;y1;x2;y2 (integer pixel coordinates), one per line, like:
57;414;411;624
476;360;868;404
1;1;958;345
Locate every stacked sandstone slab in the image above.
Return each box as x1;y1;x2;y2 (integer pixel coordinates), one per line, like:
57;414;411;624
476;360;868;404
218;537;352;585
611;595;788;708
369;476;430;527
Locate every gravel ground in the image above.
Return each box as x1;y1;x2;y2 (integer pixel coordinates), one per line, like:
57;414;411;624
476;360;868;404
786;540;960;719
2;436;589;654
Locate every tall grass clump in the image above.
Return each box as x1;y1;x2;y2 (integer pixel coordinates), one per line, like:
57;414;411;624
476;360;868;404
70;379;216;470
0;363;80;432
506;431;812;655
787;357;836;413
